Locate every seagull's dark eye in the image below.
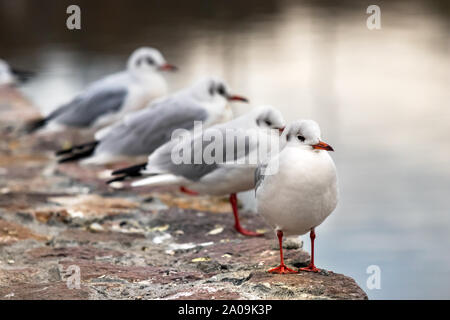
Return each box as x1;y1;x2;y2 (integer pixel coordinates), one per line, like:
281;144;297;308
146;57;155;65
297;135;305;142
265;120;272;126
217;85;226;96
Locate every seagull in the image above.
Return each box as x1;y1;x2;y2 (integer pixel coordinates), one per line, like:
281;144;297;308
56;76;247;165
26;47;176;133
255;120;338;273
0;59;34;86
108;105;286;236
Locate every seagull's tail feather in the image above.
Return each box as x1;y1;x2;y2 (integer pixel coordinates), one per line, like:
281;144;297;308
58;145;97;164
106;175;129;184
107;173;159;185
106;162;148;184
111;162;148;176
25;117;48;133
131;174;182;188
56;141;99;156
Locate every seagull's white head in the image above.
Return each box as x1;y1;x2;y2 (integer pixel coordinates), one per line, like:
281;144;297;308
127;47;177;77
188;76;248;105
251;105;286;133
0;59;13;86
282;120;334;151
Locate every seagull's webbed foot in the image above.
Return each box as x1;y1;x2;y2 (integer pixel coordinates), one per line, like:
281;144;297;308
268;264;298;274
299;263;320;273
300;229;320;273
235;224;264;237
179;186;199;196
230;193;263;237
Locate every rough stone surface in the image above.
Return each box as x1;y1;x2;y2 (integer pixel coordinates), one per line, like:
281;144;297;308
0;87;367;300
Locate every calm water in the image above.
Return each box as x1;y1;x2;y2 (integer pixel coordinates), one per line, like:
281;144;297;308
1;0;449;299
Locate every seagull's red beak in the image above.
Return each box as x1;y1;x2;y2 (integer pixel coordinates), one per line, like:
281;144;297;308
226;95;249;103
278;127;285;135
159;63;178;72
312;141;334;152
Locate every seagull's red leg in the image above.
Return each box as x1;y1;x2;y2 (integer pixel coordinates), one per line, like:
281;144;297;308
300;228;320;273
179;186;199;196
268;230;297;274
229;193;262;237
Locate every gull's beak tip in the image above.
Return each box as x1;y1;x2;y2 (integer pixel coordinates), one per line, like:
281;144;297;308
159;63;178;72
227;95;249;103
313;141;334;152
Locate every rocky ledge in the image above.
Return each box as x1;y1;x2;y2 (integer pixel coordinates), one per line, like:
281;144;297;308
0;87;367;300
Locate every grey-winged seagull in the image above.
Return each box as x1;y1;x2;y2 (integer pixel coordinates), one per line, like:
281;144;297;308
255;120;337;273
56;76;247;165
27;47;176;133
108;105;286;236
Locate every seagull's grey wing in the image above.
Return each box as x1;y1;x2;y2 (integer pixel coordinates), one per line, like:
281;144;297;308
95;99;208;157
147;136;219;181
254;164;267;193
149;127;253;181
49;88;128;127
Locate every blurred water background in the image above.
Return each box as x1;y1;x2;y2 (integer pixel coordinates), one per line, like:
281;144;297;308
1;0;449;299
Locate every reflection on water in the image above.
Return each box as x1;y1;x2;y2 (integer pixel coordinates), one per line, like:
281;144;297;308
1;0;449;299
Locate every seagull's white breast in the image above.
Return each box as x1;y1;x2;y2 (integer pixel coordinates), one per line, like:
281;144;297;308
256;146;338;236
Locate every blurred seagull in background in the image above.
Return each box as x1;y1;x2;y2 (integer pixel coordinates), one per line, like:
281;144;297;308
56;76;247;165
255;120;337;273
109;105;286;236
26;47;176;133
0;59;34;86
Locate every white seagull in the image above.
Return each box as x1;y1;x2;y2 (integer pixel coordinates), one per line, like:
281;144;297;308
0;59;34;86
56;76;247;165
109;105;286;236
27;47;176;133
255;120;338;273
